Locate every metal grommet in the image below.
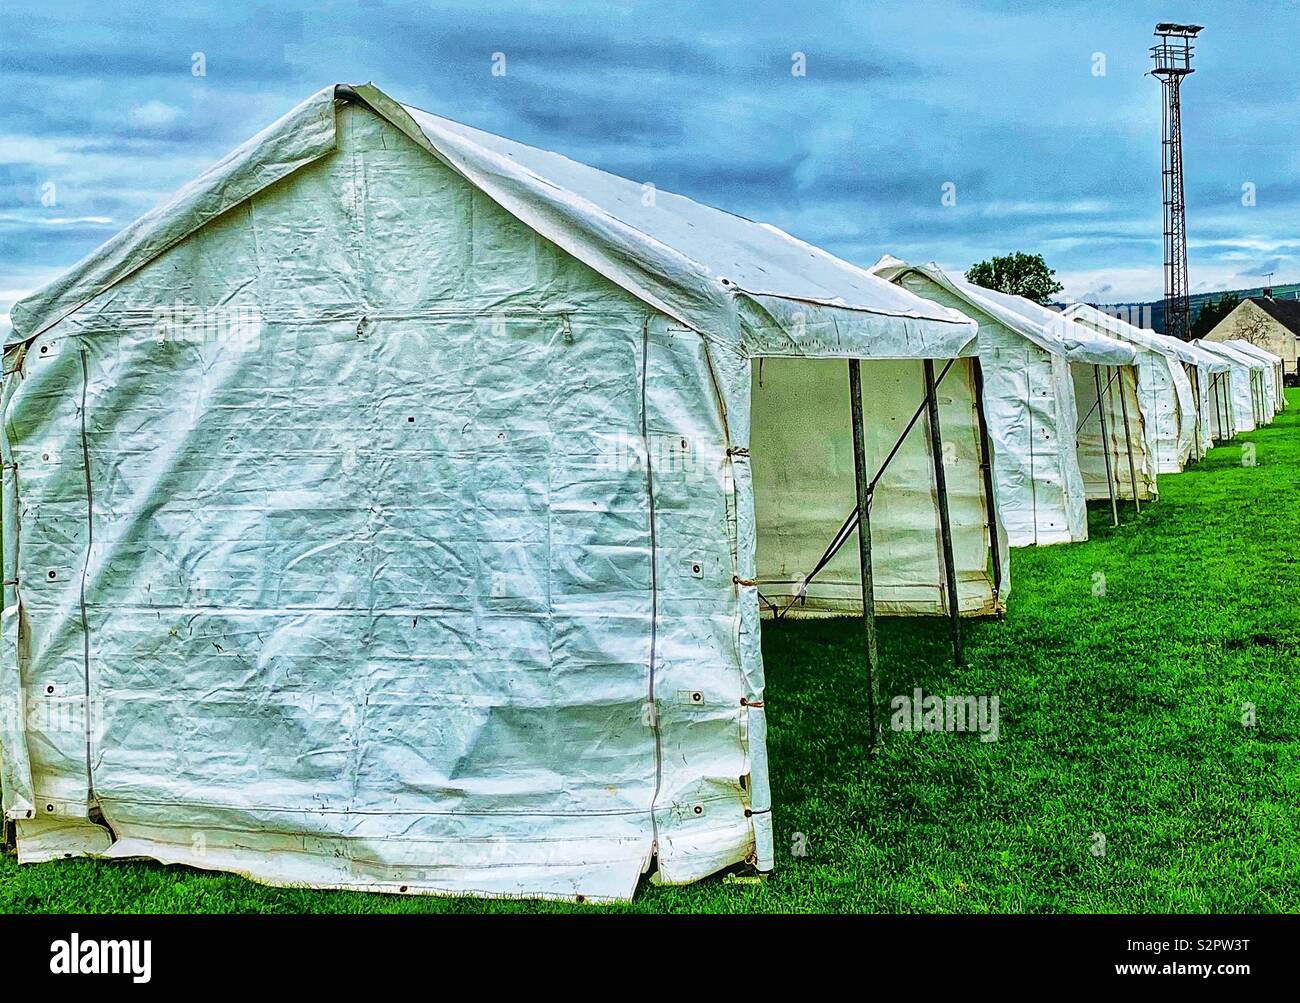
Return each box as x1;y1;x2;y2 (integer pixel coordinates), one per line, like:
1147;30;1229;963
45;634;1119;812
399;885;408;893
692;563;701;574
39;345;49;355
45;684;54;695
690;691;703;704
692;804;703;816
45;803;54;813
46;569;56;580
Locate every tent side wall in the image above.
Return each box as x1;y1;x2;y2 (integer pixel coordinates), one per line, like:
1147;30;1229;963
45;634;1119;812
750;355;1004;617
1070;362;1155;502
1195;343;1259;433
891;272;1082;548
1066;312;1193;474
1;103;770;899
1133;350;1191;474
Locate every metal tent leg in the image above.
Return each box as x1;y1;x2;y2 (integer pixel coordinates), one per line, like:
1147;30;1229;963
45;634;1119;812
1095;365;1120;527
1115;366;1140;513
970;358;1002;605
1190;364;1203;460
847;359;881;749
923;358;963;668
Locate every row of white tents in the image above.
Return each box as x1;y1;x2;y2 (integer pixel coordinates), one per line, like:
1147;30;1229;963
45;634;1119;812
0;83;1287;901
754;258;1285;632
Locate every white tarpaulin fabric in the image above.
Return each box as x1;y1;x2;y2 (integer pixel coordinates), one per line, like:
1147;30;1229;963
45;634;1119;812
1062;304;1197;474
1203;366;1237;441
1195;339;1266;432
1132;332;1223;458
750;354;1009;617
1225;340;1283;415
967;289;1154;504
1;84;982;901
868;258;1134;547
1175;341;1231;453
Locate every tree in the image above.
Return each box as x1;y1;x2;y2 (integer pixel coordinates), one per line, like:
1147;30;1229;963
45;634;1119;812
966;252;1064;305
1232;304;1273;347
1190;292;1240;339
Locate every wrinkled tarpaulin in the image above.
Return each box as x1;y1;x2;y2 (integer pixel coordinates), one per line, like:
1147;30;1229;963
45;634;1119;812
869;260;1138;548
1194;339;1267;432
1062;303;1198;475
1;83;981;900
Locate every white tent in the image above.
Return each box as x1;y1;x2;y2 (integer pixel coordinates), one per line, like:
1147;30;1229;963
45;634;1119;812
868;258;1136;546
1195;339;1267;431
0;83;987;901
1127;330;1228;459
1225;340;1284;415
1178;341;1234;446
982;292;1154;511
1173;339;1234;450
1061;303;1198;475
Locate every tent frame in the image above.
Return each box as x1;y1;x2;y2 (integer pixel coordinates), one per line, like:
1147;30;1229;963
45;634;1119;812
844;354;1000;738
765;352;997;738
1075;363;1143;526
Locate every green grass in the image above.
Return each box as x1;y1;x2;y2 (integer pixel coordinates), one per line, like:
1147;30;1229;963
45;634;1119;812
4;391;1298;914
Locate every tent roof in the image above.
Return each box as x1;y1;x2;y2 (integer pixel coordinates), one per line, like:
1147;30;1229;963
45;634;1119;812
1193;339;1268;372
870;257;1134;365
1059;301;1230;370
1063;302;1178;356
1225;339;1282;365
10;82;975;359
1175;339;1232;372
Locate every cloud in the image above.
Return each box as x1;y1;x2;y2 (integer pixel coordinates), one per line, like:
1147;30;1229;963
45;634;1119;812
1;0;1296;301
128;101;184;130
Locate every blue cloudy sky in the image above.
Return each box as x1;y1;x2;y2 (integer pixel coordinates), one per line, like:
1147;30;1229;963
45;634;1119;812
3;0;1297;332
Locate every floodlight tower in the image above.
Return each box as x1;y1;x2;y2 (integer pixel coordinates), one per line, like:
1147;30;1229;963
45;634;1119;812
1151;22;1202;340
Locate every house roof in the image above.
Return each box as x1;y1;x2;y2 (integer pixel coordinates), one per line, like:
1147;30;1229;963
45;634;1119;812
1248;297;1300;335
10;82;975;360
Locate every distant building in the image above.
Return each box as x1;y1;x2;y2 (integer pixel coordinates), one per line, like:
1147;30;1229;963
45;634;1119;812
1203;292;1300;380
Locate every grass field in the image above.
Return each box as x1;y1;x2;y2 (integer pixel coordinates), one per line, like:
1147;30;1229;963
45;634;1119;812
3;390;1297;914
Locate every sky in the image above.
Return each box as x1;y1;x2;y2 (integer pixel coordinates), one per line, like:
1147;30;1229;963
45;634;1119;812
3;0;1298;333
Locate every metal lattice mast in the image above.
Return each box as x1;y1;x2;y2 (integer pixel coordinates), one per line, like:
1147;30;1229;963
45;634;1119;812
1151;23;1201;340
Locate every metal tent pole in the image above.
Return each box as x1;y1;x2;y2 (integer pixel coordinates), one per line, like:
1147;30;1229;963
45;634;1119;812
1116;366;1141;513
923;358;963;667
1190;364;1203;460
847;359;881;749
1217;373;1230;439
1206;371;1216;439
970;358;1002;604
1095;365;1120;527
